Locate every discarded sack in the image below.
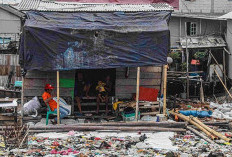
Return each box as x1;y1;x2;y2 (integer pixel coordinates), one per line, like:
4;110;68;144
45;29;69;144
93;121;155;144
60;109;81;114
23;97;41;117
53;97;71;115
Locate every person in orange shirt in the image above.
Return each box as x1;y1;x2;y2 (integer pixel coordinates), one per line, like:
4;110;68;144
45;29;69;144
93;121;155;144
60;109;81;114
42;84;69;124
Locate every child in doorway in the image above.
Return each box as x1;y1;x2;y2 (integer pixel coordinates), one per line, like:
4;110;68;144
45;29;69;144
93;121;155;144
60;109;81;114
96;81;107;102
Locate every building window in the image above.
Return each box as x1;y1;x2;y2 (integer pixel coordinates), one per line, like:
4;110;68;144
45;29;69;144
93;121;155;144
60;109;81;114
186;22;197;36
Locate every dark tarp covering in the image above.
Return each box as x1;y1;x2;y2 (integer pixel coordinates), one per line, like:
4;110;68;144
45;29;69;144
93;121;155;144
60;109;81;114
19;11;171;71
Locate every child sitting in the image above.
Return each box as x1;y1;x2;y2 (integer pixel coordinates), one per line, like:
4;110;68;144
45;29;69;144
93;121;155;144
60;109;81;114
96;81;107;102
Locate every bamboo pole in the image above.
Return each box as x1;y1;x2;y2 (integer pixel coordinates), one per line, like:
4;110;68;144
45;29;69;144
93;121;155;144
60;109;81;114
191;116;231;142
15;126;186;132
210;51;229;82
169;111;216;140
187;126;215;144
163;65;168;115
223;50;227;88
214;67;232;99
135;67;140;121
57;71;60;124
21;76;24;121
200;78;204;103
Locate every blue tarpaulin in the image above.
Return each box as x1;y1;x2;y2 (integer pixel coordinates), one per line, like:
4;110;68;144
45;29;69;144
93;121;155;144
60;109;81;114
19;11;171;71
179;110;213;118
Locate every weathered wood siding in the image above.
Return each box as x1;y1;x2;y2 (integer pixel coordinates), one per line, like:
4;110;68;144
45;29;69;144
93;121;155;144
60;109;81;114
24;66;162;99
115;66;162;99
0;54;21;87
24;70;75;97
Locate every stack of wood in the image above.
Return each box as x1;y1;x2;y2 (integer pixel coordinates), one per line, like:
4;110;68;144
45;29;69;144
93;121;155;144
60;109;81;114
170;111;231;144
1;124;29;149
0;98;20;126
119;101;160;116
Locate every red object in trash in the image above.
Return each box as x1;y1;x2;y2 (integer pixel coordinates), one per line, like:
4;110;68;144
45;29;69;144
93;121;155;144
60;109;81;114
225;133;232;137
139;86;159;101
52;141;60;146
95;137;101;140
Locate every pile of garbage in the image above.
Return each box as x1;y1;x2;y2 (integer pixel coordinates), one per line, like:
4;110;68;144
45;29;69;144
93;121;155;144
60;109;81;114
2;128;231;157
210;102;232;120
171;131;232;157
7;131;177;156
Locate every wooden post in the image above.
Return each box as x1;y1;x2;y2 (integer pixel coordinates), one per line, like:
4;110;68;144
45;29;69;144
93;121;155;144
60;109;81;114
186;40;189;99
163;65;168;115
223;50;227;88
200;78;204;103
185;23;189;100
57;71;60;124
214;67;232;99
160;66;165;96
135;67;140;121
21;76;24;124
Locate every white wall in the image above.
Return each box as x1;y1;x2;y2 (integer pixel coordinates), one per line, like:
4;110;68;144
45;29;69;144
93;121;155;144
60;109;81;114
169;16;226;48
0;8;21;34
178;0;232;13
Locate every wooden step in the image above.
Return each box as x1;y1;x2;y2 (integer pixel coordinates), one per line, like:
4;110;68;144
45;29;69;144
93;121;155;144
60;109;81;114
81;102;112;106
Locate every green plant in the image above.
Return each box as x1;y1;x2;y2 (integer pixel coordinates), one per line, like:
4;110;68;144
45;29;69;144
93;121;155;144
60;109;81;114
168;52;181;63
180;62;187;71
194;51;206;61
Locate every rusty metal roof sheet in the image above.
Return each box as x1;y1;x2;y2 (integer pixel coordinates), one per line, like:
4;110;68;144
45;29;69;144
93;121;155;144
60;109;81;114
180;36;226;49
15;0;173;12
0;4;24;18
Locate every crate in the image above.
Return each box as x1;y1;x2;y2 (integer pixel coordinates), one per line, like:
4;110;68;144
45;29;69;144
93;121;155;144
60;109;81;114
121;111;140;121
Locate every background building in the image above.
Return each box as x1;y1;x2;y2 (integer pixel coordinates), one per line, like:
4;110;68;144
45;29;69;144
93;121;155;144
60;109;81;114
0;4;24;88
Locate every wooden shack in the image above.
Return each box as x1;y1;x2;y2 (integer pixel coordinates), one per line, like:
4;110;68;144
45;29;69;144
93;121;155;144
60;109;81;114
23;66;162;114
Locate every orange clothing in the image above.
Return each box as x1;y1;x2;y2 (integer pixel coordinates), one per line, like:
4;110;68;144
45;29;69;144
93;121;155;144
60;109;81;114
42;91;57;111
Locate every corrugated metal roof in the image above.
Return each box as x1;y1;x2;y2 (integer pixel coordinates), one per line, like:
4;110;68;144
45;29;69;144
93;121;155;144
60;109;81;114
173;12;226;20
218;12;232;20
180;36;226;49
17;0;40;11
15;0;173;12
0;4;25;18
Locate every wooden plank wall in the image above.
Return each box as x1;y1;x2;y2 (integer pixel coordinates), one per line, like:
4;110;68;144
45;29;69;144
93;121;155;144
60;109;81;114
24;66;162;100
24;70;75;97
115;66;162;99
0;54;21;87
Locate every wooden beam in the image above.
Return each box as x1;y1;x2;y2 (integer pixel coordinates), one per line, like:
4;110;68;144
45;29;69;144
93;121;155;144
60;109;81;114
0;115;14;121
223;50;227;88
21;76;24;120
187;126;215;144
140;112;159;116
57;71;60;124
214;67;232;99
163;65;168;115
135;67;140;121
18;126;186;132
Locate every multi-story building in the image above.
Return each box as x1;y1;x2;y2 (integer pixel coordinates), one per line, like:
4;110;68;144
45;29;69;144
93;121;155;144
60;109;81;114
0;4;24;88
169;0;230;89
